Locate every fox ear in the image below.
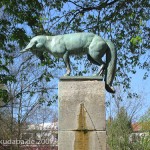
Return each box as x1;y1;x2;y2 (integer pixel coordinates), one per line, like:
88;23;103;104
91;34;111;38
36;43;43;48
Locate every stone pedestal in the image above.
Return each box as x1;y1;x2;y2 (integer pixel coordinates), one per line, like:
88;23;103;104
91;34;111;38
58;77;106;150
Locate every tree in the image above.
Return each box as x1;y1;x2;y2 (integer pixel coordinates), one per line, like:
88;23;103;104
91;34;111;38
133;108;150;150
0;1;149;149
0;0;47;104
19;104;58;150
106;85;144;123
140;108;150;122
106;87;150;149
107;107;132;150
0;49;58;150
107;109;150;150
0;0;149;98
47;0;149;92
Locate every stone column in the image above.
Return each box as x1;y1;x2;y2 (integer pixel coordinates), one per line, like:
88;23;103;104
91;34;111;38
58;77;106;150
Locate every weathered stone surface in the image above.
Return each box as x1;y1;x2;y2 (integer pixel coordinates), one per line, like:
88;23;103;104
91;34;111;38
58;131;106;150
58;78;106;150
58;78;105;131
60;76;103;80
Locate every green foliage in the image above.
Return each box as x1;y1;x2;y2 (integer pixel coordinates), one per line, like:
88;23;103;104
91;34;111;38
131;133;150;150
107;106;150;150
0;89;8;103
107;107;133;150
130;36;142;46
0;0;149;102
0;1;149;149
0;0;47;104
0;106;19;146
139;134;150;150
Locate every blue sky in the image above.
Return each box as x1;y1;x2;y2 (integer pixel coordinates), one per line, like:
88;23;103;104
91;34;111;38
130;67;150;114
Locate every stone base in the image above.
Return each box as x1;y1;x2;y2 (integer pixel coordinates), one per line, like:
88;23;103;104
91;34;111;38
58;77;106;150
58;131;106;150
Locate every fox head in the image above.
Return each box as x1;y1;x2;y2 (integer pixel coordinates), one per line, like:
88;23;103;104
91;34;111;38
20;36;47;53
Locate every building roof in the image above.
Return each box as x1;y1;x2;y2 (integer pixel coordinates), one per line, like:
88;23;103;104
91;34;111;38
132;122;150;132
27;122;58;131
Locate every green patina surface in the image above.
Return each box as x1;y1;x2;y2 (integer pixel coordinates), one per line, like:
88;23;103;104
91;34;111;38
20;32;117;93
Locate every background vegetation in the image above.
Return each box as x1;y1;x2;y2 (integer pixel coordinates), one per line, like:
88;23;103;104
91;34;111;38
0;0;149;150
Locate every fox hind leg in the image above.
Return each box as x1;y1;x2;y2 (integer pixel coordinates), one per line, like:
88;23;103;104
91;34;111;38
88;40;107;76
87;54;105;76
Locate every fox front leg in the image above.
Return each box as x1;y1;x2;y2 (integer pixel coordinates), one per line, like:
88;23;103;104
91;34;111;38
63;51;71;76
99;64;105;76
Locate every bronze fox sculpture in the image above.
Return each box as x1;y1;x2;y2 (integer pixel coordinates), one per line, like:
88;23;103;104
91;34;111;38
20;32;117;93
